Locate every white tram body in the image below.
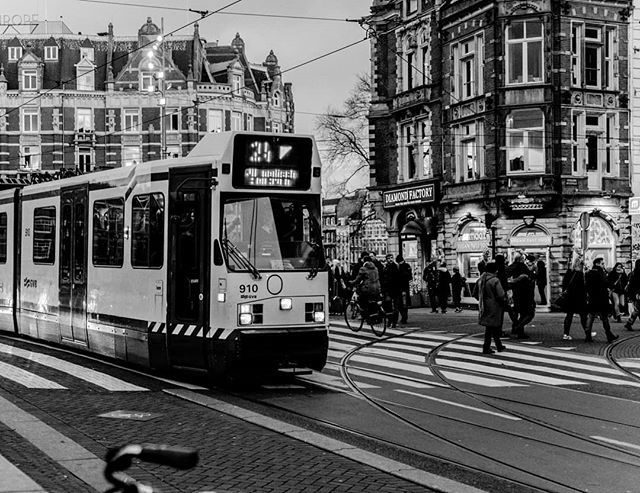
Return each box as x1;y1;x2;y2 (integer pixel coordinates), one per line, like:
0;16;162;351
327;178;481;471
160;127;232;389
0;132;329;377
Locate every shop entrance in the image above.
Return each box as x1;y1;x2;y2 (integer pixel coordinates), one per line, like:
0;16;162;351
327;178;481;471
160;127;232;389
508;225;552;309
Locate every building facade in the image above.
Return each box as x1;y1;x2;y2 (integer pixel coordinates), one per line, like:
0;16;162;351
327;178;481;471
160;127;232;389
368;0;633;306
0;18;293;173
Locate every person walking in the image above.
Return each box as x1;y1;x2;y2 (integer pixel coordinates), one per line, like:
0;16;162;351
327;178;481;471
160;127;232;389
508;253;536;339
585;257;619;343
451;266;465;312
624;259;640;331
607;262;628;322
381;254;401;328
436;262;452;313
495;253;515;332
474;261;506;354
536;259;547;305
561;257;589;340
397;255;412;324
477;248;491;275
423;261;439;313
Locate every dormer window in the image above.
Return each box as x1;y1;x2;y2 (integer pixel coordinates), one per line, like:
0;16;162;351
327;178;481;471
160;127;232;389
22;70;38;91
80;47;94;62
141;72;155;92
273;91;281;107
233;74;242;94
76;60;95;91
45;45;58;61
8;46;22;62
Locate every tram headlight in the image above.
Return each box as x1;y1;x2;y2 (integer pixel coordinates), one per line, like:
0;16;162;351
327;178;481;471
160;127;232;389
279;298;293;310
239;304;253;325
313;311;325;323
240;304;251;313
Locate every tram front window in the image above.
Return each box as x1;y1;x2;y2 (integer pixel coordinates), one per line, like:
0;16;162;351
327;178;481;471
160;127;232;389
222;196;324;271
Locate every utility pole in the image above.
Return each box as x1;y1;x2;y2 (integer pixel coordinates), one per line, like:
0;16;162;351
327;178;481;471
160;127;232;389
147;18;166;160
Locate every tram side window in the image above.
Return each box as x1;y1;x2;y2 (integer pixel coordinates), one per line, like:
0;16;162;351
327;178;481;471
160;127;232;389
33;207;56;264
131;193;164;268
93;198;124;267
0;213;6;263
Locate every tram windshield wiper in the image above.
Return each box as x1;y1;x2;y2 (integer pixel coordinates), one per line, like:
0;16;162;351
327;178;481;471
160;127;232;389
222;238;261;280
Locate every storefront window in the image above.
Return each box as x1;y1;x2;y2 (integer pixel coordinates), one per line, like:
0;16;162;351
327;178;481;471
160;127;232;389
456;221;490;299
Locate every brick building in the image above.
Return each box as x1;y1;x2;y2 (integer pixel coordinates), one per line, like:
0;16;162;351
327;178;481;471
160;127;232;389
368;0;633;306
0;18;293;173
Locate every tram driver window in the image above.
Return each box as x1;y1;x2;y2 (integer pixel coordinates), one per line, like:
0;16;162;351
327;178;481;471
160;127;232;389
33;207;56;264
0;212;7;264
131;193;164;268
92;198;124;267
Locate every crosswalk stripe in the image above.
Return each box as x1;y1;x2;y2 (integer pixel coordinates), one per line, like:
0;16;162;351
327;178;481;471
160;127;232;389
0;452;46;492
440;370;528;388
443;342;626;376
0;361;66;389
0;343;147;392
331;342;426;363
437;359;586;386
346;368;434;388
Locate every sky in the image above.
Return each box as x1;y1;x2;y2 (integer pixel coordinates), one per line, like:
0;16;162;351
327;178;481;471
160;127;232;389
7;0;372;140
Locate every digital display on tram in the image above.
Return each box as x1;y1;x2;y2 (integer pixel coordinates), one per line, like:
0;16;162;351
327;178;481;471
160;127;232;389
232;134;312;190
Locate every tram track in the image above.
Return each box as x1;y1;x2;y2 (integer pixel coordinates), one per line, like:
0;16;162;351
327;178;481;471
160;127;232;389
338;329;640;493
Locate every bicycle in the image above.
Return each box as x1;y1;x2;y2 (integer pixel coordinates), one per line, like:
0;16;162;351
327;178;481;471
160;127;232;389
104;444;199;492
343;291;391;337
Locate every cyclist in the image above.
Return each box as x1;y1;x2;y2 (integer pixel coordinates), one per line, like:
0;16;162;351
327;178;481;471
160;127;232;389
352;254;382;317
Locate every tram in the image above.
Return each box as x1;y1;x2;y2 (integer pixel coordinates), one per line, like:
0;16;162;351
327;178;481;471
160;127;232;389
0;132;329;378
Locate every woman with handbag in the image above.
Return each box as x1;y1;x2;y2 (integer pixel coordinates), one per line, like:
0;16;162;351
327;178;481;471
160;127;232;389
561;258;589;341
607;262;628;322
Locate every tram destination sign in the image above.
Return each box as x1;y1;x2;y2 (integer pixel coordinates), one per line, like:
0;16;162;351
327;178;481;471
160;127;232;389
383;184;435;209
232;134;312;190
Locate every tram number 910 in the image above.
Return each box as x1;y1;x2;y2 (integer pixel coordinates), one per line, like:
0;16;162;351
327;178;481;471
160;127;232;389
239;284;258;294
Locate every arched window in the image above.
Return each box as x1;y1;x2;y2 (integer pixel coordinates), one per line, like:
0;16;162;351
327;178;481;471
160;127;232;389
273;91;281;107
571;216;616;268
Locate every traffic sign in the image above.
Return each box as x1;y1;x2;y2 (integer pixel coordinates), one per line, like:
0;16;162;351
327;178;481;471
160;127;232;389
630;197;640;215
579;211;591;229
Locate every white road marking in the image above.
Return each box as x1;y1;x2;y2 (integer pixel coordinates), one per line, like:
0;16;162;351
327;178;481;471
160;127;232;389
591;436;640;451
396;389;522;420
0;343;147;392
0;453;46;492
349;354;434;376
440;370;528;388
0;361;66;389
298;372;378;390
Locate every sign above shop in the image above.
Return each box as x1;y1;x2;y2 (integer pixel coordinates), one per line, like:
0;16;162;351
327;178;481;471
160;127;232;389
629;197;640;216
508;196;544;212
509;226;551;247
383;184;435;209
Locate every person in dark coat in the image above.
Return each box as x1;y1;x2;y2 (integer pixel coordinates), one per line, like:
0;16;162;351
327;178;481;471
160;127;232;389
423;261;439;313
585;257;618;343
495;253;515;330
608;262;628;322
536;259;547;305
508;253;536;339
436;262;452;313
352;255;381;316
475;261;506;354
624;259;640;331
381;254;401;327
370;251;385;286
477;249;491;275
397;255;412;324
451;266;465;312
561;257;589;340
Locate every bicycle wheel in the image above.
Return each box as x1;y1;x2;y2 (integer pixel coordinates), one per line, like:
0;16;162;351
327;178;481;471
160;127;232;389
344;301;364;332
368;306;387;337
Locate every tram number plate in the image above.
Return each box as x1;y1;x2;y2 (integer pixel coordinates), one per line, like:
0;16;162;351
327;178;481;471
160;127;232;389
239;284;258;299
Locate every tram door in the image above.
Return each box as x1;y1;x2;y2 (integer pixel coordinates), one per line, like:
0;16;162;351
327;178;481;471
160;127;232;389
59;186;89;343
167;168;211;368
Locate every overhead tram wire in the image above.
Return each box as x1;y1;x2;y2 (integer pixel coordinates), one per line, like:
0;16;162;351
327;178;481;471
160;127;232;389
76;0;365;23
3;0;246;118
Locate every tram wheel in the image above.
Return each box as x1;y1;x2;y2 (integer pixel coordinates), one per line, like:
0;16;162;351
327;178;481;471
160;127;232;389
344;301;364;332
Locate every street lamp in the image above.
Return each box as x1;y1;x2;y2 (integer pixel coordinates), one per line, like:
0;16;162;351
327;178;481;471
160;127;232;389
146;19;166;160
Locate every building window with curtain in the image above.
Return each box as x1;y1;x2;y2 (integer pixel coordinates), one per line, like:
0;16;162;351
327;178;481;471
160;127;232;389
208;109;223;133
123;109;140;133
572;24;617;90
506;109;545;174
401;122;416;180
22;70;37;91
22;108;39;133
506;20;543;85
76;108;93;131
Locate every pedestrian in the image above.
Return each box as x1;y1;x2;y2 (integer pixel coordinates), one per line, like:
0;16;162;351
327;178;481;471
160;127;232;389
423;261;439;313
561;257;589;341
624;259;640;331
607;262;628;322
474;261;506;354
536;259;547;305
495;253;516;332
370;251;385;284
585;257;619;343
329;259;347;314
451;266;465;312
381;253;401;327
477;248;491;275
508;253;536;339
396;255;412;324
436;262;452;313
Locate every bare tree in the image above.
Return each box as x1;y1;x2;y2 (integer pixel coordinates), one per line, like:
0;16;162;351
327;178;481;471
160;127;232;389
316;73;370;197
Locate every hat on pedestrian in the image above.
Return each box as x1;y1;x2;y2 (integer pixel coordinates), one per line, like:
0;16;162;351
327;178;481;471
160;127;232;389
525;254;536;262
396;255;404;263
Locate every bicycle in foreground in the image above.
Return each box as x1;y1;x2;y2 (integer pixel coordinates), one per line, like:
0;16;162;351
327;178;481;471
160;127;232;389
343;292;392;337
104;443;198;492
